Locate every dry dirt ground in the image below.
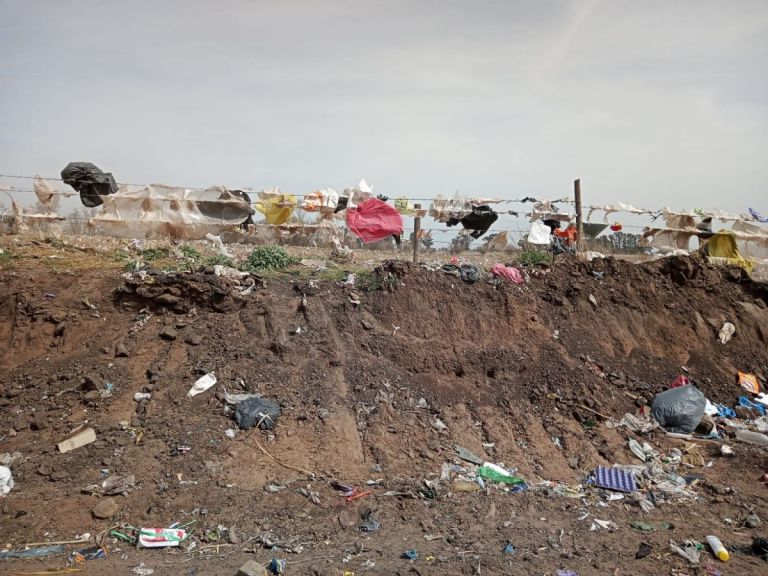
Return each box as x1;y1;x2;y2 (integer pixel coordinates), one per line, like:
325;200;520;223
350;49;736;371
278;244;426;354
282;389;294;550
0;236;767;576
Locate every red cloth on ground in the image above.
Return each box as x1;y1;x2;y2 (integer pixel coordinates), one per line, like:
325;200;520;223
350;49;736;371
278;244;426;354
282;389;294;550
346;198;403;243
490;263;524;284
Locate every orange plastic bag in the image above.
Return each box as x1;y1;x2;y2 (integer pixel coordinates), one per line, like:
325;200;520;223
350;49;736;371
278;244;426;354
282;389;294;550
738;371;760;394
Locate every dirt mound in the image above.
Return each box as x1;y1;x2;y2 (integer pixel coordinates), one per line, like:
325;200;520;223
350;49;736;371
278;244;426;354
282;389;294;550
0;256;767;575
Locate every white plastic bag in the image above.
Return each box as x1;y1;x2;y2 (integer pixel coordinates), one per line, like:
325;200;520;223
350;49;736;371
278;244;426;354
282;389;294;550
187;373;216;398
528;220;552;245
0;465;14;496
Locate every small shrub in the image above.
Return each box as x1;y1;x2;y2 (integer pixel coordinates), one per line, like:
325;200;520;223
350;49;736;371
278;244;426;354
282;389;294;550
518;249;551;266
204;254;236;268
242;245;297;272
179;244;203;261
139;247;170;261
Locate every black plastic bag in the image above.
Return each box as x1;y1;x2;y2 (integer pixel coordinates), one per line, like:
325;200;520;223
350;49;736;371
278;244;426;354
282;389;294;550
650;385;705;434
234;397;281;430
61;162;118;208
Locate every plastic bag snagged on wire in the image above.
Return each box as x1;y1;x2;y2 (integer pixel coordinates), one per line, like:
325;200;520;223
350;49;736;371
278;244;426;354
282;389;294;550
346;198;403;244
234;397;281;430
650;385;706;434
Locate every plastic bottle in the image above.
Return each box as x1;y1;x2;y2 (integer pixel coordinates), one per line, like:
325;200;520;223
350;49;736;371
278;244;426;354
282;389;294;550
706;535;729;562
735;429;768;447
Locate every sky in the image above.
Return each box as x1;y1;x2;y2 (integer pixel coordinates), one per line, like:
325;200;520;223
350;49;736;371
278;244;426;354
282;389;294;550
1;0;767;221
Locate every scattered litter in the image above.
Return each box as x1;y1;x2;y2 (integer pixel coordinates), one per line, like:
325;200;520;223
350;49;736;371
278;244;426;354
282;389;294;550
0;544;66;558
718;322;735;344
431;417;448;432
224;429;237;439
490;263;524;284
71;545;107;563
187;373;216;398
706;535;729;562
556;571;578;576
401;549;418;560
454;445;484;465
83;474;136;496
651;385;706;434
588;294;598;307
343;273;357;285
670;540;701;564
591;466;637;493
738;371;761;394
0;465;13;496
57;427;97;453
635;542;652;559
478;463;525;486
134;392;152;401
735;429;768;446
605;412;659;433
131;562;155;576
590;519;618;532
628;438;659;462
502;543;517;555
630;521;674;532
204;233;231;257
234;397;281;430
268;558;287;574
223;392;261;405
359;509;381;532
138;527;187;548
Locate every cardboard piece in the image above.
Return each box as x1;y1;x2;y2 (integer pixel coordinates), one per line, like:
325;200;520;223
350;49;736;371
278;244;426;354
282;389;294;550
57;427;97;453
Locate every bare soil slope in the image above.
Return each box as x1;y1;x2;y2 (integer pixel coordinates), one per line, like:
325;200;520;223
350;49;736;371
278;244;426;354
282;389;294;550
1;253;767;575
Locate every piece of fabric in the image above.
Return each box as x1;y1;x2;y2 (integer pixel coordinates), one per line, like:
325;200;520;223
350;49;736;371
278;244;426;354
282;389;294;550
441;263;480;283
706;231;740;259
254;190;297;225
61;162;118;208
394;197;415;216
592;466;637;493
446;205;498;239
301;188;339;213
490;263;524;284
346;198;403;243
554;226;578;246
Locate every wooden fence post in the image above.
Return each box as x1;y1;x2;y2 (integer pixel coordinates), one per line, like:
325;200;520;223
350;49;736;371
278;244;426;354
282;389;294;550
574;179;583;252
412;204;422;263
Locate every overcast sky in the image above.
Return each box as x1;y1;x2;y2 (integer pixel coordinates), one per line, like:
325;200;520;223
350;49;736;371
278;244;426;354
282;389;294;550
1;0;766;216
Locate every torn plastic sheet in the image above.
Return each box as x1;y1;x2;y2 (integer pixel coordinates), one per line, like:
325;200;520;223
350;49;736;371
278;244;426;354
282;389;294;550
88;184;252;239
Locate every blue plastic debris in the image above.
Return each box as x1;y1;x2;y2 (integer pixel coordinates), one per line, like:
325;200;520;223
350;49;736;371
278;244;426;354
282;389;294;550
591;466;637;493
402;549;418;560
715;404;736;419
739;396;766;416
0;545;66;559
268;558;286;574
556;570;579;576
502;543;517;555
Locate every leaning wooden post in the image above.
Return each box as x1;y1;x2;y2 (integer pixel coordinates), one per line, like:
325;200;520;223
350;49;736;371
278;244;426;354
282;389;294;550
412;203;422;263
574;178;583;252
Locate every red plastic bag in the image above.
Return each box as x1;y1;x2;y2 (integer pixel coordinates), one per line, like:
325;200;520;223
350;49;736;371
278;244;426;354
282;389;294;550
670;375;690;388
346;198;403;244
